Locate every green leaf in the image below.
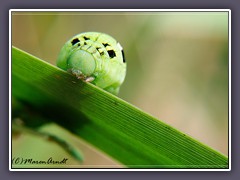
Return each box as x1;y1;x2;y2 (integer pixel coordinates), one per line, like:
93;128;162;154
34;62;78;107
12;46;228;168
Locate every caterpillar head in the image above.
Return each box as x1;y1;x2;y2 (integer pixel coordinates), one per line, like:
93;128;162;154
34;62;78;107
57;32;126;95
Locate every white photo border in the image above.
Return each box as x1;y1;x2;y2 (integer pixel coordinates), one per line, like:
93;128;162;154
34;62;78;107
9;9;231;171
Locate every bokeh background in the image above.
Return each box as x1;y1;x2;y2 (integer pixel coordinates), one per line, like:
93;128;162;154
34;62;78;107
12;11;229;168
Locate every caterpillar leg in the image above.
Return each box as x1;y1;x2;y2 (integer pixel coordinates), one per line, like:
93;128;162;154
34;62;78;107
69;68;95;82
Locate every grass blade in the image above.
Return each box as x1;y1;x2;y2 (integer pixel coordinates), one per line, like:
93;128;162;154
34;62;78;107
12;46;228;168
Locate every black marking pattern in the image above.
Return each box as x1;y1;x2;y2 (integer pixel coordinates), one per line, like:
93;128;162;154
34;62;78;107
96;47;104;56
107;50;116;58
71;38;80;46
71;35;124;61
83;36;90;40
102;43;110;47
121;49;126;63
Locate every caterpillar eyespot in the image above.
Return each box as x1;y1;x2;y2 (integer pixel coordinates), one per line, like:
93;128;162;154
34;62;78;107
57;32;127;95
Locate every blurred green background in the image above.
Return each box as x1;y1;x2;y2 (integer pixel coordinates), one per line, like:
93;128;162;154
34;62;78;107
12;11;229;168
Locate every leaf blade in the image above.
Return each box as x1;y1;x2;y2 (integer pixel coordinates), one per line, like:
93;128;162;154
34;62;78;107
12;46;228;168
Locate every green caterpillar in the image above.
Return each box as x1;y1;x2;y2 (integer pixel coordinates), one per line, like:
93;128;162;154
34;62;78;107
57;32;126;95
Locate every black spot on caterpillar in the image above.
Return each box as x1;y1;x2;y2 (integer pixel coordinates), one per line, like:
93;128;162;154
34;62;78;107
107;50;116;58
102;43;110;47
121;49;126;63
83;36;90;40
71;38;80;46
96;47;104;56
